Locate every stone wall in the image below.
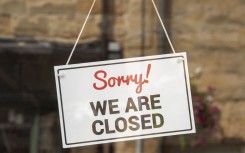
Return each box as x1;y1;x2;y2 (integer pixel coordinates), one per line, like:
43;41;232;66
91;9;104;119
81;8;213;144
172;0;245;141
0;0;102;43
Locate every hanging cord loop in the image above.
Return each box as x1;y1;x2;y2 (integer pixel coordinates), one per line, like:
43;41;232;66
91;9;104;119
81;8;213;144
66;0;176;65
151;0;176;54
66;0;97;65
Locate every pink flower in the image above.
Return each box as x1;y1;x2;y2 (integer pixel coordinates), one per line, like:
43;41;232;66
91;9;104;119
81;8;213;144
193;96;202;102
208;86;216;94
198;114;205;124
211;106;219;114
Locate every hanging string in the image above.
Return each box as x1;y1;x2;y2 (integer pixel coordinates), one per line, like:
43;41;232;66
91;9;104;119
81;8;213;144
66;0;97;65
151;0;176;54
66;0;176;65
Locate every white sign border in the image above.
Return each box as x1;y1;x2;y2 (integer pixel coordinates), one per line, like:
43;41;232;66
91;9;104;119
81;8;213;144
54;52;196;148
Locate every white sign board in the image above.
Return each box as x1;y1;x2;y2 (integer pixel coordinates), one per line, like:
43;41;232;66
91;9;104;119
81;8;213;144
54;52;196;148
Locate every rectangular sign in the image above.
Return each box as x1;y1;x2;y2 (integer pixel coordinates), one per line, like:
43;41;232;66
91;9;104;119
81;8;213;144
54;52;196;148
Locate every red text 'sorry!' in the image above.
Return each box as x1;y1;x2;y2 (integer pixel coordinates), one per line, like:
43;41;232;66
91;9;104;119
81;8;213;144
93;64;152;94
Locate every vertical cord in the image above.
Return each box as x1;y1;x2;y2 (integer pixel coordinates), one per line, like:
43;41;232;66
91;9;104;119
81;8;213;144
152;0;176;54
66;0;97;65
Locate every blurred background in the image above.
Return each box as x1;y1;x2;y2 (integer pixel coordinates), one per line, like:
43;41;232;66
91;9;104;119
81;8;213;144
0;0;244;153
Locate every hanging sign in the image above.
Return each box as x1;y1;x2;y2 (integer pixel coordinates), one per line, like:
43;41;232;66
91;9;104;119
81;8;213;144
54;52;196;148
